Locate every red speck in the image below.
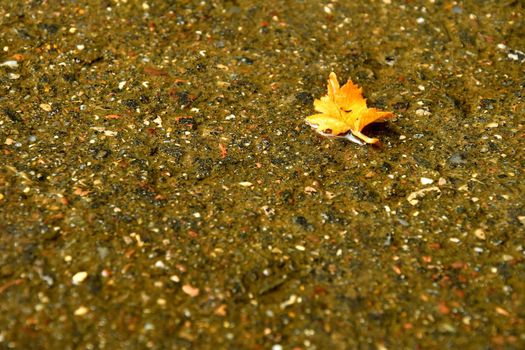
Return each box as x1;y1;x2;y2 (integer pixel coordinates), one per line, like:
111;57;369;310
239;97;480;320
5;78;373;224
438;301;450;314
219;143;227;159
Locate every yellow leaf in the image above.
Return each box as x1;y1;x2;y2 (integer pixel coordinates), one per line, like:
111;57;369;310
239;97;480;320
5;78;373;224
305;72;394;144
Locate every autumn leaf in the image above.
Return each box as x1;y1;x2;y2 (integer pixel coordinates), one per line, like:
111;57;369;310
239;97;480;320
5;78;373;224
305;72;394;144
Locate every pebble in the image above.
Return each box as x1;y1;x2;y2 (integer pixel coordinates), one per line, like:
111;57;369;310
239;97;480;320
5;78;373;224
170;275;180;283
154;260;166;269
474;228;486;240
415;108;431;116
72;271;88;285
39;103;52;112
448;152;467;166
182;284;200;297
295;91;313;105
420;177;434;185
304;186;317;194
0;60;18;68
74;306;89;316
406;186;441;205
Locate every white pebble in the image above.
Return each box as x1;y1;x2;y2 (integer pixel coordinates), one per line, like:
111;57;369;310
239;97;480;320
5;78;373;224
74;306;89;316
170;275;180;283
0;60;18;68
420;177;434;185
415;108;431;116
72;271;88;285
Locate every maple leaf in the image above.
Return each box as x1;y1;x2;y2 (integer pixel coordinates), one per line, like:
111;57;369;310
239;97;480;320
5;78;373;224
305;72;394;144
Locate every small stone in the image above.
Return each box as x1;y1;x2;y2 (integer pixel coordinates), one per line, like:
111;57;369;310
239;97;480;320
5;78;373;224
154;260;166;269
438;322;456;333
495;307;510;316
0;60;18;68
153;116;163;127
415;108;431;116
448;152;467;166
261;206;275;217
325;191;337;199
474;228;486;240
292;216;314;231
295;91;313;105
74;306;89;316
407;186;441;205
304;186;317;194
239;182;253;187
170;275;180;283
420;177;434;185
182;284;200;297
39;103;52;112
72;271;88;285
214;304;227;316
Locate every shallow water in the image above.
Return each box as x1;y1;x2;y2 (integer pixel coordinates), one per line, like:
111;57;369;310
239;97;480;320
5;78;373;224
1;0;524;348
